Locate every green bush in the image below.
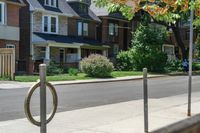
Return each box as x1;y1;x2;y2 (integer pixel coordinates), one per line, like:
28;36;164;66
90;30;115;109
68;68;79;76
116;24;168;72
47;61;63;76
166;60;184;72
116;50;135;71
193;62;200;70
80;54;114;78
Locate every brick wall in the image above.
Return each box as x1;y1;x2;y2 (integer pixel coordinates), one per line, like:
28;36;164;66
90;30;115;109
19;1;31;73
101;18;108;43
88;21;97;39
7;3;20;27
68;18;77;36
59;16;68;35
68;18;98;40
100;17;132;57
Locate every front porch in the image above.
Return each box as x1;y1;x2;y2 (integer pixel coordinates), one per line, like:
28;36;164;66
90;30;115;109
32;43;109;72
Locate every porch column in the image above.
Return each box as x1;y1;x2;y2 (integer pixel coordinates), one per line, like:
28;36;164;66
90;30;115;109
44;45;50;65
103;49;108;57
78;48;81;60
78;48;81;69
31;44;35;60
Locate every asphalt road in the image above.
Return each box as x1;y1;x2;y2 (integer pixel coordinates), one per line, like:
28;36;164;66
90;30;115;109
0;76;200;122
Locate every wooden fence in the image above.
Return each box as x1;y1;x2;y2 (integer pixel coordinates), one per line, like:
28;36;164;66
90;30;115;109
0;48;15;80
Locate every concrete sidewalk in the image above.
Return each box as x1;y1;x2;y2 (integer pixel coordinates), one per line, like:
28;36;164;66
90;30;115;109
0;74;165;89
1;92;200;133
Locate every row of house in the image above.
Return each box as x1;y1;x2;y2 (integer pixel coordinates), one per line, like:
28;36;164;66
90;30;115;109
0;0;192;74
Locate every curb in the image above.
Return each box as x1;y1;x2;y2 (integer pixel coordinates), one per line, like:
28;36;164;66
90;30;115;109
51;75;168;86
151;113;200;133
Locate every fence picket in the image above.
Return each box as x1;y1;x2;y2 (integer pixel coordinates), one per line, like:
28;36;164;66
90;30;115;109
0;48;15;80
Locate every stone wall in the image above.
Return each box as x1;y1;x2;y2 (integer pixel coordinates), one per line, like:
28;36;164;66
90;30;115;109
32;12;68;36
32;12;43;33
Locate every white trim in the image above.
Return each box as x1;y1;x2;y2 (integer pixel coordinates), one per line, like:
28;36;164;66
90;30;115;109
0;1;5;25
42;14;58;34
44;0;57;8
6;44;15;48
162;44;175;54
77;21;89;37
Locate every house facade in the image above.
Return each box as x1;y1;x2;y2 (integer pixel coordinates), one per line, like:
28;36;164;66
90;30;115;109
0;0;24;70
19;0;109;73
90;3;133;60
162;20;198;60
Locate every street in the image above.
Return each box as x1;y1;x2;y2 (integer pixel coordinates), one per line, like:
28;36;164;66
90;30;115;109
0;76;200;122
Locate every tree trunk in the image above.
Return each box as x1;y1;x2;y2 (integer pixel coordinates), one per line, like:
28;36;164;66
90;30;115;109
172;26;187;59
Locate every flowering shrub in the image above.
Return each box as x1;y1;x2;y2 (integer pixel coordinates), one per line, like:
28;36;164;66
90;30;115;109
80;54;114;77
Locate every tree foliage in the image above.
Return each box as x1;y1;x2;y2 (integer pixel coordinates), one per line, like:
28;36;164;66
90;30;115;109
94;0;200;24
95;0;200;59
116;24;168;72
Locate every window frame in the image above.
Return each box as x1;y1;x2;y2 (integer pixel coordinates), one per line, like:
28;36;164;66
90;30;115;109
42;15;58;34
6;44;15;49
45;0;57;8
109;23;118;36
0;1;5;25
77;21;89;37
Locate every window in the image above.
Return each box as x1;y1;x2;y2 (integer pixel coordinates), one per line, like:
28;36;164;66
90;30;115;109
0;2;5;24
78;22;82;36
83;23;88;36
45;0;57;7
43;15;58;34
109;23;118;36
43;16;48;32
109;23;114;36
6;44;15;49
77;22;88;36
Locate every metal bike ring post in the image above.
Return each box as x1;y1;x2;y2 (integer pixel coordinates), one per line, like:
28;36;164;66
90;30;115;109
24;82;58;127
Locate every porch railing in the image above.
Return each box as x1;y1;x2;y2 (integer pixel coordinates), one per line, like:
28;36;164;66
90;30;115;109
66;53;79;63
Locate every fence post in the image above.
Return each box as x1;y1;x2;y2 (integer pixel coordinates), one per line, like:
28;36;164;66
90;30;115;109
143;68;148;133
40;64;47;133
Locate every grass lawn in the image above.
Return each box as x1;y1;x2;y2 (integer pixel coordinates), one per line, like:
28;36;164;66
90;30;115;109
14;71;143;82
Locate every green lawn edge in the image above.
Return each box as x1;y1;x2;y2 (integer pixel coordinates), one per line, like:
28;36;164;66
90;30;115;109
13;71;143;82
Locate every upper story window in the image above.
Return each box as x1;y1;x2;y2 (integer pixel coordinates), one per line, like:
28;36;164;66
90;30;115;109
0;2;5;25
6;44;15;49
77;21;88;36
45;0;57;7
109;23;118;36
43;15;58;34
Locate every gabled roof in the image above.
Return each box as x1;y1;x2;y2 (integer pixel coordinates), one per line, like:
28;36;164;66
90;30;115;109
90;2;128;21
6;0;25;5
67;2;101;22
25;0;78;17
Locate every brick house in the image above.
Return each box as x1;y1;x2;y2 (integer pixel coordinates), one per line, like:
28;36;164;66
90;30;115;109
162;21;198;60
90;3;133;59
19;0;109;73
0;0;24;70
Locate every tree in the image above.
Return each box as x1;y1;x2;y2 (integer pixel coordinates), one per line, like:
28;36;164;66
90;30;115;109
116;23;168;72
94;0;200;59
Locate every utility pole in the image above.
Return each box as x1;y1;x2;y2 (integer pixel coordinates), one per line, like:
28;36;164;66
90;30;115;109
188;0;194;117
